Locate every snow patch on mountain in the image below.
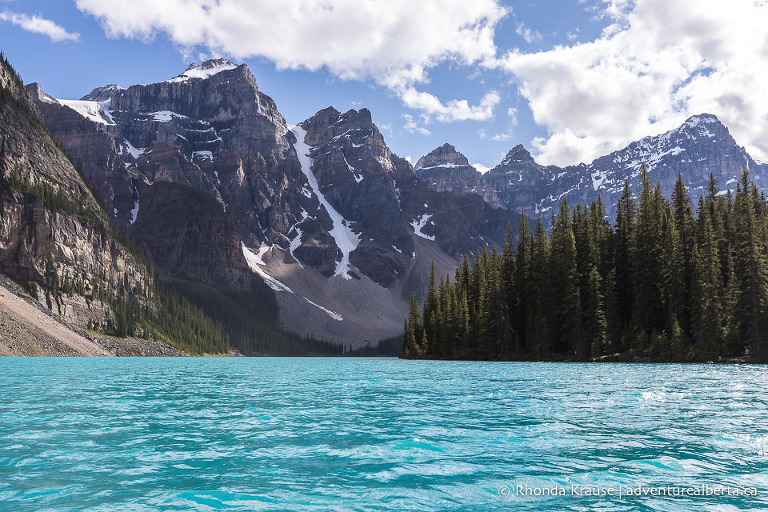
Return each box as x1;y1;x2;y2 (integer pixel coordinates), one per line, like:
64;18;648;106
291;126;361;279
342;154;364;182
168;59;238;83
193;150;213;160
121;139;145;160
58;99;115;126
289;226;303;263
411;214;435;241
241;243;294;293
129;181;140;225
151;111;188;123
304;298;343;321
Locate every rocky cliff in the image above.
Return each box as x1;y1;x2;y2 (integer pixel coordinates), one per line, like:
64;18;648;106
31;60;519;344
0;55;151;331
414;143;500;208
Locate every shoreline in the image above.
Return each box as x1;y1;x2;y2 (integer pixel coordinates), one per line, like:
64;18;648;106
0;277;185;357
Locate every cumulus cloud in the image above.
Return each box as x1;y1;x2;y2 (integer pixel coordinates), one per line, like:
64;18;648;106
75;0;507;123
0;10;80;43
403;114;431;135
401;88;500;122
515;22;541;43
494;0;768;165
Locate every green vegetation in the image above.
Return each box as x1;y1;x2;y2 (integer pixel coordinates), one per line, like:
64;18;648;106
0;51;47;135
403;168;768;363
154;275;345;356
347;336;403;357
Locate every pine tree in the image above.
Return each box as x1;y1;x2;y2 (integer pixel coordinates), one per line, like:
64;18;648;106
614;180;636;342
692;200;724;361
530;219;550;359
548;199;584;357
732;170;768;361
671;172;696;338
513;215;532;354
633;170;666;352
499;223;516;357
585;265;607;359
423;262;441;358
402;293;422;358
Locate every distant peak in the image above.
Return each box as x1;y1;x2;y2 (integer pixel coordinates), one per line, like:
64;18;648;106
682;113;721;130
80;84;124;102
500;144;534;165
192;58;236;71
415;143;470;170
340;107;372;124
170;58;239;82
685;113;719;124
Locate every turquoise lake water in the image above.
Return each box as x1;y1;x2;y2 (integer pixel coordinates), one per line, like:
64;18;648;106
1;358;767;511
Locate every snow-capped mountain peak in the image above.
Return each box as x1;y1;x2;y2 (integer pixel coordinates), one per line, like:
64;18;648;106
169;58;239;83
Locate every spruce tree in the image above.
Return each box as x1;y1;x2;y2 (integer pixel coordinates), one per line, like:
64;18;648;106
692;201;724;361
548;199;583;357
614;180;636;341
671;172;696;338
585;265;608;359
732;170;768;360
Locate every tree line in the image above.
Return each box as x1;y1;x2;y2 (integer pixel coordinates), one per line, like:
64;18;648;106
402;168;768;362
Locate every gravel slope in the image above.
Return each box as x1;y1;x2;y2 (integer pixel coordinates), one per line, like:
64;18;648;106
0;279;185;357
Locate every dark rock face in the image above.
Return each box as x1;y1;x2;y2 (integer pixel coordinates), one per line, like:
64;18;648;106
129;182;252;289
414;143;501;208
28;83;135;225
484;144;577;219
1;59;151;329
481;114;768;221
31;58;519;297
33;59;320;291
300;107;413;286
395;172;516;258
298;109;520;286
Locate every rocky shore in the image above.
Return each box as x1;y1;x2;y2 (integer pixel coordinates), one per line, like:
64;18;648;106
0;277;185;357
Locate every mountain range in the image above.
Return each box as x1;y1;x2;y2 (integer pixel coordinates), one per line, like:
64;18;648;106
417;114;766;222
3;56;767;351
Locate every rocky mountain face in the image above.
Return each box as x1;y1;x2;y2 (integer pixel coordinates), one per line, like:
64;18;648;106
32;59;518;344
414;143;500;208
478;114;767;221
0;56;151;330
31;59;306;292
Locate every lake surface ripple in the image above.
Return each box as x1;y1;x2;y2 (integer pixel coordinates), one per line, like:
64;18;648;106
1;358;767;511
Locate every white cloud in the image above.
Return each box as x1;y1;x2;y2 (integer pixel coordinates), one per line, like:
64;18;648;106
494;0;768;165
0;10;80;43
75;0;507;123
515;22;541;43
473;163;491;174
492;130;515;142
401;88;500;122
403;114;431;135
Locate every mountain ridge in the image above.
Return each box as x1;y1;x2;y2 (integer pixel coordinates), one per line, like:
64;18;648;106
419;112;768;221
29;59;519;345
19;57;767;349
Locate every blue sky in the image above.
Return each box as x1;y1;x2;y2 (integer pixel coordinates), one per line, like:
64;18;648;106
2;0;767;169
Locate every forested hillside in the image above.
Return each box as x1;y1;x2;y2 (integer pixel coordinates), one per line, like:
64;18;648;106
403;168;768;362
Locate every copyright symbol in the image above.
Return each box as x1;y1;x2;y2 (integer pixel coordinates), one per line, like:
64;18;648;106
498;485;511;499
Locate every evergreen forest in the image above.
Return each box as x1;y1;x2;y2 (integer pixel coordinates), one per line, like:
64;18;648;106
402;169;768;363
